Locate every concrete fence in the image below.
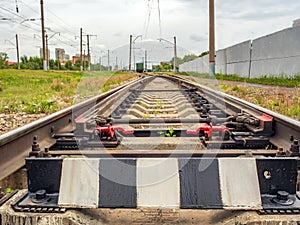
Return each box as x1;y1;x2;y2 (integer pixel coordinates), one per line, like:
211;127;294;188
179;54;209;74
180;26;300;78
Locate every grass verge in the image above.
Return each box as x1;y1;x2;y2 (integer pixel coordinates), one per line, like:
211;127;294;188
177;72;300;87
0;70;139;114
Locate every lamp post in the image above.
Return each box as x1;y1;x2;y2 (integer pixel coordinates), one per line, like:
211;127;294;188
5;36;20;70
130;35;142;71
158;36;177;73
45;32;60;70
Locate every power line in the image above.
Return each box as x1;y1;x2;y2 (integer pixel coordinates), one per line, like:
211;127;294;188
0;5;27;20
17;0;78;47
157;0;162;39
0;5;42;32
18;0;39;14
45;8;78;37
0;4;78;51
144;0;154;38
0;3;89;60
144;0;163;39
0;17;41;33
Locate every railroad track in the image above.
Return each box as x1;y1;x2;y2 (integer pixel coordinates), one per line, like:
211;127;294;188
1;74;300;224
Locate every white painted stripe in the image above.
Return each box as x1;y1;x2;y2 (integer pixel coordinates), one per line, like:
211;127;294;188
218;158;262;209
137;158;180;208
58;158;99;208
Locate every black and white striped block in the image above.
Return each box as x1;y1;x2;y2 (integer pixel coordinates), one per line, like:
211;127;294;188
26;157;299;210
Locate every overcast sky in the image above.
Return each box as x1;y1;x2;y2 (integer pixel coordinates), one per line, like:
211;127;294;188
0;0;299;64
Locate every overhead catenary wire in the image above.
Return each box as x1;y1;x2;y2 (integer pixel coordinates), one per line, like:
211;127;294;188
45;8;78;37
144;0;154;38
17;0;78;42
157;0;162;39
143;0;163;39
0;2;95;61
18;0;39;14
0;2;77;45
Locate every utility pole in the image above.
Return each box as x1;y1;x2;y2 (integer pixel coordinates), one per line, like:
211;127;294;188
115;56;118;71
15;34;20;70
80;28;83;71
87;34;90;71
84;34;96;71
40;0;47;71
107;50;110;71
83;49;86;70
145;50;147;72
129;35;132;71
45;34;49;69
173;36;177;73
209;0;215;75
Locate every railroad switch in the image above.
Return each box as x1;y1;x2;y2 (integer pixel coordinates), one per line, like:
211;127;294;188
96;124;134;140
95;116;134;147
186;123;228;139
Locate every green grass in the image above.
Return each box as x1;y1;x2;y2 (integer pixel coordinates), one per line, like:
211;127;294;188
0;69;138;114
216;84;300;120
183;72;300;87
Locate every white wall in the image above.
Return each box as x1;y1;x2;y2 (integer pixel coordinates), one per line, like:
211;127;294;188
180;26;300;78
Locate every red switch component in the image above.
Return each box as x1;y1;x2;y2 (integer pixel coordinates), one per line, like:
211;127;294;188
96;124;134;139
186;124;228;138
258;113;273;126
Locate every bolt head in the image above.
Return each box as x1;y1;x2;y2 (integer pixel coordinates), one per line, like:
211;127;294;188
36;189;46;200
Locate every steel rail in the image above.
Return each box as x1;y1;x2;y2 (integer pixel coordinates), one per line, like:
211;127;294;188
169;74;300;150
1;74;299;181
0;76;147;181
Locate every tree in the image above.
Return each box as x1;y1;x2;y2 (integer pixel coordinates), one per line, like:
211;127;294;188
65;60;72;70
0;52;9;69
54;59;61;70
28;56;43;70
199;51;209;57
73;59;81;70
21;55;29;64
162;63;172;71
182;54;198;63
170;56;184;66
49;59;55;70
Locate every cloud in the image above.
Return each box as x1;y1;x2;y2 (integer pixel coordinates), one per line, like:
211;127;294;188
190;34;207;42
1;0;300;62
217;0;300;21
114;32;124;37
